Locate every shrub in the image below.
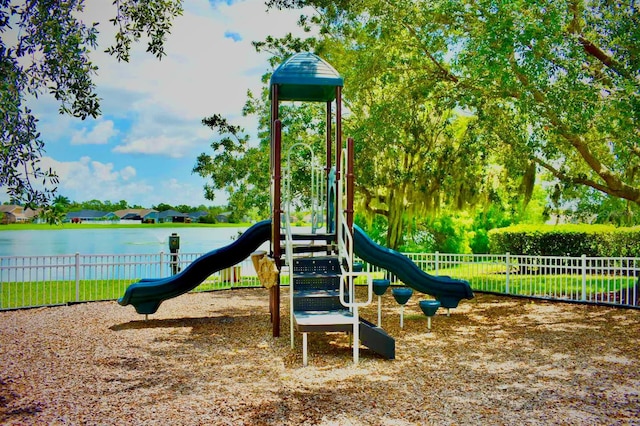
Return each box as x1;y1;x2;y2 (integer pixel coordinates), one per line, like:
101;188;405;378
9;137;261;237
489;224;640;257
198;214;218;224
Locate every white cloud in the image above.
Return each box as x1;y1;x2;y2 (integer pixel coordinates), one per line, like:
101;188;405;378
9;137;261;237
113;135;195;158
90;161;119;182
150;178;215;206
38;156;153;203
120;166;137;181
88;0;316;134
7;0;313;208
0;154;223;208
71;120;118;145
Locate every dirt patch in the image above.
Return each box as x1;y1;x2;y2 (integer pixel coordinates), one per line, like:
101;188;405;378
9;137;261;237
1;289;639;425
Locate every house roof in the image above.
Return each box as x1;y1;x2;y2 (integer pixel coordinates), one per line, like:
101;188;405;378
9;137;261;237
0;205;22;213
158;209;189;219
121;213;141;220
1;204;40;221
189;211;209;219
66;210;109;219
112;209;157;219
270;52;343;102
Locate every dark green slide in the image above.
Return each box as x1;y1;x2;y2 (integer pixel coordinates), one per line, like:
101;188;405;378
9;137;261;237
118;220;272;315
353;225;474;309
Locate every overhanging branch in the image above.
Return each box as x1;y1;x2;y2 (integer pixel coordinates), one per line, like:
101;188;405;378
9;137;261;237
533;157;640;204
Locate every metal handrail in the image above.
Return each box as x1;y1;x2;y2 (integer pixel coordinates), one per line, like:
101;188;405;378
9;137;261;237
338;210;373;309
285;143;325;233
337;147;373;309
284;210;296;349
336;148;372;365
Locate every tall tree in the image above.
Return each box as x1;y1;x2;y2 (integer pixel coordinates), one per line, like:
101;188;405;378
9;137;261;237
316;18;514;249
193;112;270;220
1;0;183;207
52;195;71;208
257;6;522;249
268;0;640;207
194;90;329;221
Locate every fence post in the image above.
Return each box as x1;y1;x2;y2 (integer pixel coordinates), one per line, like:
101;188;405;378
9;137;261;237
160;251;165;278
581;254;587;301
0;258;3;309
75;252;80;302
435;251;439;276
505;252;510;294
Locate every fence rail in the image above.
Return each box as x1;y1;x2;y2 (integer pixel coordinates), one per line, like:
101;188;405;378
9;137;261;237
362;252;639;308
1;251;638;310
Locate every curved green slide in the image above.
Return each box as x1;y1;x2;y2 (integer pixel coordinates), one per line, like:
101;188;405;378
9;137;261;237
353;225;474;308
118;220;272;315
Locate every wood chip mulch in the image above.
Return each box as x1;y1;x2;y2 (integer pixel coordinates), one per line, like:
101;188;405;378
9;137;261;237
1;288;639;425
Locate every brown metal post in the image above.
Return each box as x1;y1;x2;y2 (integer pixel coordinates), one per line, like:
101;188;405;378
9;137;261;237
270;84;281;338
335;87;342;181
326;101;332;173
347;137;355;233
272;118;282;337
326;101;332;233
271;85;280;259
334;87;343;237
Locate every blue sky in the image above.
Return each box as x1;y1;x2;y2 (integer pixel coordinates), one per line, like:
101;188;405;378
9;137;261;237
5;0;310;208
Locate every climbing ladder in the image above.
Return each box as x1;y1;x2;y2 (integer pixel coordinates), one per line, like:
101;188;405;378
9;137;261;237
283;146;395;366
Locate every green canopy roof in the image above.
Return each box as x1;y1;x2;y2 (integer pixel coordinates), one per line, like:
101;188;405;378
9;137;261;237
270;52;344;102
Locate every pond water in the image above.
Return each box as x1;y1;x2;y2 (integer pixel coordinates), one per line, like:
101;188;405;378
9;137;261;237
0;226;255;257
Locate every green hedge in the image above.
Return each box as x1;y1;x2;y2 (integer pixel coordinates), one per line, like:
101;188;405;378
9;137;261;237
488;224;640;257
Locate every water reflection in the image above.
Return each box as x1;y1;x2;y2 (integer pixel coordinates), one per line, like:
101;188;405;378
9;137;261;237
0;226;251;257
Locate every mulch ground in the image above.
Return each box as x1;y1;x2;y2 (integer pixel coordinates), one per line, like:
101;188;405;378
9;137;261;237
1;288;639;425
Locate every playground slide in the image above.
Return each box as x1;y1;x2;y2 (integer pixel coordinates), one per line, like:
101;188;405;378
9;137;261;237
118;219;272;315
353;225;474;309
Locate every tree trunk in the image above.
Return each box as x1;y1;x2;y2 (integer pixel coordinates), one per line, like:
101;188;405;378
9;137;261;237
386;186;406;250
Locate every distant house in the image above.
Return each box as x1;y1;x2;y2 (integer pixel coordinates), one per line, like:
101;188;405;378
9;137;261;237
189;211;209;222
158;209;190;223
108;209;158;223
0;205;40;224
66;210;109;223
215;212;231;223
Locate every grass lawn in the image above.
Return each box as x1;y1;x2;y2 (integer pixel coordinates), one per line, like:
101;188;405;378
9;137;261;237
2;270;636;310
1;276;264;309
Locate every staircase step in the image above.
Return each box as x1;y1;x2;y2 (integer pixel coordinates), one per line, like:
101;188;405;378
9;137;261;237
282;244;335;254
293;273;341;291
293;310;355;333
292;256;340;273
281;232;336;242
293;289;346;311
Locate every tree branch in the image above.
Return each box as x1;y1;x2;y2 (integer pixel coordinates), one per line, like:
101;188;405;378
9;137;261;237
534;156;640;203
566;1;633;80
507;53;640;204
379;0;459;84
578;35;633;80
358;183;389;217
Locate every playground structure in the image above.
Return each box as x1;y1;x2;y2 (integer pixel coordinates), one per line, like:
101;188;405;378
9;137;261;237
119;52;474;365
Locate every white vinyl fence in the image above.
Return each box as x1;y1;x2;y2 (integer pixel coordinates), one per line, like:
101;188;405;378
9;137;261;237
0;252;261;310
361;253;638;308
1;251;638;310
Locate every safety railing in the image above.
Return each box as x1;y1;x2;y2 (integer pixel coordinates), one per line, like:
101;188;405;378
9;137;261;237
0;252;262;310
1;251;637;310
359;252;639;308
283;210;296;348
284;143;326;233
